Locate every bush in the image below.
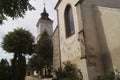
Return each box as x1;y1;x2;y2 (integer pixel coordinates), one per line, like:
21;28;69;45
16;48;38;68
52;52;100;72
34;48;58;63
97;72;120;80
53;61;83;80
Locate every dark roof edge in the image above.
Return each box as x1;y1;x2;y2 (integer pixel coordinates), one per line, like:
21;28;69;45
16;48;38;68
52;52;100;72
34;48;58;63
75;1;80;6
54;0;62;10
53;25;58;35
40;17;53;22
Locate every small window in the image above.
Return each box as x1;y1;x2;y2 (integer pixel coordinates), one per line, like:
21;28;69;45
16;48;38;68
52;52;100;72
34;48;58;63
64;5;75;38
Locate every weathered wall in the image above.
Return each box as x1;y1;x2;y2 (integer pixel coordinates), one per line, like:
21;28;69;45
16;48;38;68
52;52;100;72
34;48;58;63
55;0;90;80
57;0;81;67
80;0;120;80
55;0;120;80
37;19;53;37
53;26;61;69
94;6;120;72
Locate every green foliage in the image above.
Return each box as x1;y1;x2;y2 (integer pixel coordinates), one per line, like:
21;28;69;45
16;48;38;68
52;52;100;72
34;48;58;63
0;59;10;80
35;31;53;63
63;62;79;79
29;55;44;71
36;30;53;66
0;0;35;24
18;56;26;80
97;72;116;80
2;28;35;55
28;54;45;77
10;55;26;80
54;68;64;80
2;28;35;80
105;72;115;80
29;30;53;77
54;61;83;80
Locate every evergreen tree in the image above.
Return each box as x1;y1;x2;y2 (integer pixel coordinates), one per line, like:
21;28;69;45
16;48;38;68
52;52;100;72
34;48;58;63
0;59;10;80
29;30;53;77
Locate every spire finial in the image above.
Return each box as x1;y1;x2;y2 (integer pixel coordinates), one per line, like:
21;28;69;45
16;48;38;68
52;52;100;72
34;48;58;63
43;0;45;7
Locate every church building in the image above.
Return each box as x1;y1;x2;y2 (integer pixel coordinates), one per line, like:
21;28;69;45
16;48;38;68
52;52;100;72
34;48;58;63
36;6;53;40
53;0;120;80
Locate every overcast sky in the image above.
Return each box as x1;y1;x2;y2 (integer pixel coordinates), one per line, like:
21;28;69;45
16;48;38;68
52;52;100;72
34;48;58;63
0;0;58;61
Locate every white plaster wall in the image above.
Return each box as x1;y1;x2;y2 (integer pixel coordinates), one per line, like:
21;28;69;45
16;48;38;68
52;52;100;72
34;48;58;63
39;20;53;37
53;27;60;69
76;3;89;80
56;0;120;80
56;1;90;79
37;25;40;36
95;6;120;71
57;0;82;66
80;0;120;79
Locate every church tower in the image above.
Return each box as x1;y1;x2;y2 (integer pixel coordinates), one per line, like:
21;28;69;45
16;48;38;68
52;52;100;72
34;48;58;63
36;5;53;40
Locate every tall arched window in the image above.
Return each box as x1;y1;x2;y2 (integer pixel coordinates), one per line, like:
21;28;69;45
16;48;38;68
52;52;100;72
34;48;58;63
64;5;75;38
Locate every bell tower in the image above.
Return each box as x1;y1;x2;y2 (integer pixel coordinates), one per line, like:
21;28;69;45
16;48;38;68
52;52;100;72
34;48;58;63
36;3;53;40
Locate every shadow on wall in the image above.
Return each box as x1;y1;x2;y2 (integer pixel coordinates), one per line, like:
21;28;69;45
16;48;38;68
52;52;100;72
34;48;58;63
93;6;114;73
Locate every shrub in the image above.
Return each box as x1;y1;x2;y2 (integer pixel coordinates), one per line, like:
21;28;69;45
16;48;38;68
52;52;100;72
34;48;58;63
53;61;83;80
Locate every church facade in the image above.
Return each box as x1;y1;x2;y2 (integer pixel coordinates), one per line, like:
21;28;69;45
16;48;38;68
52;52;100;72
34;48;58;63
54;0;120;80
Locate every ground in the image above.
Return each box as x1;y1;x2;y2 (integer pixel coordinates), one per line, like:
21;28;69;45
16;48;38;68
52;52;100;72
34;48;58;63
25;76;41;80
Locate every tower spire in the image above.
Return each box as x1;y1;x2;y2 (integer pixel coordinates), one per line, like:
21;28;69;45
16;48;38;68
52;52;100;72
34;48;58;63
41;0;49;19
43;0;46;13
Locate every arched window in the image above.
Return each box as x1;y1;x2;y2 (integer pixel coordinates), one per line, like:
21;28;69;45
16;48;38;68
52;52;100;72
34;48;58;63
64;5;75;38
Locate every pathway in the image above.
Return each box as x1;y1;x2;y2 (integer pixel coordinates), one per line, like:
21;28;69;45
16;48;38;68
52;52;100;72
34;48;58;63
25;76;41;80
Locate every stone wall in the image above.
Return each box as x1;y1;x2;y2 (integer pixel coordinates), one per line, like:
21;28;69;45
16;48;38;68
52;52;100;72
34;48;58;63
55;0;89;80
56;0;81;66
53;26;61;69
80;0;120;79
55;0;120;80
